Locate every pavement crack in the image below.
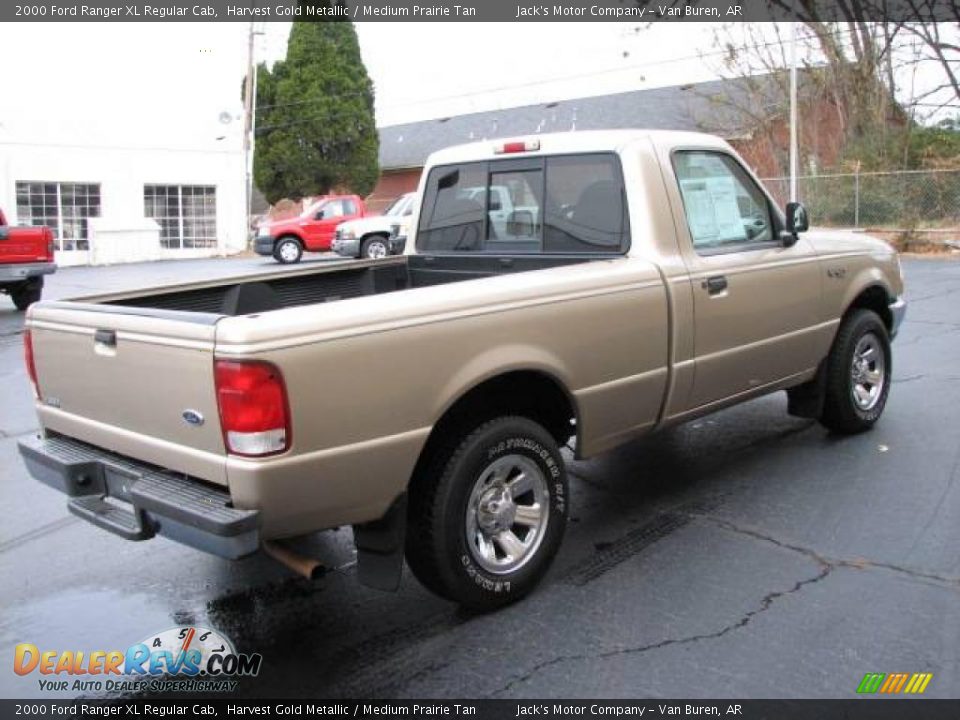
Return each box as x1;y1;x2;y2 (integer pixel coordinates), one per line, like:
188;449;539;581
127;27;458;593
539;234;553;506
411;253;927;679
0;516;79;555
895;325;960;347
904;445;960;561
893;374;925;384
490;506;960;697
489;562;831;697
902;319;960;329
691;513;960;589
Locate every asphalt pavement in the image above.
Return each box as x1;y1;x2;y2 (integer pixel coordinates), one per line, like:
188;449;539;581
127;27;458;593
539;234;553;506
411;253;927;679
1;255;958;700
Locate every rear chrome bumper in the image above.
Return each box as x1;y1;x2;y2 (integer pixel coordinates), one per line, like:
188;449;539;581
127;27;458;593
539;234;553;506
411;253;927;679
0;262;56;283
890;297;907;338
19;433;259;559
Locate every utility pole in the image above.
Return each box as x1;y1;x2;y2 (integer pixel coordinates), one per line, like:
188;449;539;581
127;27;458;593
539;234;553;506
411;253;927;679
243;20;256;247
789;21;799;203
248;58;260;230
242;22;266;246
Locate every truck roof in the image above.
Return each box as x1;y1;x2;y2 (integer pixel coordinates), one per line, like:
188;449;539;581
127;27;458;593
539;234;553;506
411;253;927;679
424;129;730;167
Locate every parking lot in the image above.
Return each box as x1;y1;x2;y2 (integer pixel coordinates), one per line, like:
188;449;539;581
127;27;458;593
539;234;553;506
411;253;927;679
1;255;958;699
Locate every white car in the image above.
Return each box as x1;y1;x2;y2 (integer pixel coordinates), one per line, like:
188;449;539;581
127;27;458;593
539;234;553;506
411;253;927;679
332;193;416;259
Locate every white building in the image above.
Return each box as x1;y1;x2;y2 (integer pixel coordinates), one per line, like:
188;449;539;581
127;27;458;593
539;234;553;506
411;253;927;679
0;137;247;267
0;22;257;268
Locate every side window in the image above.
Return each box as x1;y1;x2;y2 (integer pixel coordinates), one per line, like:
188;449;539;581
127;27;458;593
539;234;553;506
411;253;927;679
325;200;345;218
673;151;774;252
342;199;358;216
543;154;628;253
418;163;487;252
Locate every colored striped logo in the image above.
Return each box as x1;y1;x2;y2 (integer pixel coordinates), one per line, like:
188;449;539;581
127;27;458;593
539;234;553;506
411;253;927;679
857;672;934;694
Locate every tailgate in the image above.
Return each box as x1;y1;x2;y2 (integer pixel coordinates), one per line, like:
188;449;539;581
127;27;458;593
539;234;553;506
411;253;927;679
28;303;228;486
0;225;51;263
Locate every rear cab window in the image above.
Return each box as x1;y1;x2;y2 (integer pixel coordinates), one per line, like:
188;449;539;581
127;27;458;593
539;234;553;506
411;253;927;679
417;153;629;255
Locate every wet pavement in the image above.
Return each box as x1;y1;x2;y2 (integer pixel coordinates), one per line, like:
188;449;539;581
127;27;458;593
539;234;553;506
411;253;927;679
1;255;958;699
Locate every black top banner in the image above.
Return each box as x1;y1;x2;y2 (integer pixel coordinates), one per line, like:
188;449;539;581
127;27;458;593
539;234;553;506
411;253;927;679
5;0;959;22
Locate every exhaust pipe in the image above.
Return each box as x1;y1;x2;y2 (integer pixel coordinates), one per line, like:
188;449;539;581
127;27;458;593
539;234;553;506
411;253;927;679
262;540;325;580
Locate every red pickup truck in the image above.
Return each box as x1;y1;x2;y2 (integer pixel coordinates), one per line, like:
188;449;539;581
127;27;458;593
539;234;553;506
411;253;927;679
254;194;367;264
0;208;56;311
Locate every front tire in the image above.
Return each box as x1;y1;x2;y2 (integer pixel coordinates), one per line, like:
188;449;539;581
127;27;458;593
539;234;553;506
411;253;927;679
361;235;389;260
12;279;43;311
273;236;303;264
820;309;891;434
406;416;568;610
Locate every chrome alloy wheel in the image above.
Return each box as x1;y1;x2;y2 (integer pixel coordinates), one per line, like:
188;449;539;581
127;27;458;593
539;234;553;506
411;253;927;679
366;239;388;259
278;240;300;262
465;454;550;575
851;332;886;411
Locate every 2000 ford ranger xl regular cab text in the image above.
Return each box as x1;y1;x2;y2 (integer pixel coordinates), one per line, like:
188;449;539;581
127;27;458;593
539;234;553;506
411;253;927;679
19;131;906;609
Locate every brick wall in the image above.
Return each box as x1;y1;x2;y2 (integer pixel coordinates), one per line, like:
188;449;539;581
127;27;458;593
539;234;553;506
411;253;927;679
366;168;422;212
730;100;847;178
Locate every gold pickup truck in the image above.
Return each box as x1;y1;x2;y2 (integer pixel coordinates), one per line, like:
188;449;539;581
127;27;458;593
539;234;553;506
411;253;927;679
19;130;905;609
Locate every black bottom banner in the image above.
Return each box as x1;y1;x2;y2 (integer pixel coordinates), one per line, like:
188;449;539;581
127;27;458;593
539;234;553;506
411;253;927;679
2;700;960;720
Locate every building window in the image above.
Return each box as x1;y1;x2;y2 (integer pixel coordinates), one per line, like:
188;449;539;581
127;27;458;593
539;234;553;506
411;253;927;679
15;182;101;252
144;185;217;249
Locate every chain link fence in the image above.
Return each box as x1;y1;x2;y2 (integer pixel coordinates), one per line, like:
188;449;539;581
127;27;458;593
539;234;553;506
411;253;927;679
760;169;960;230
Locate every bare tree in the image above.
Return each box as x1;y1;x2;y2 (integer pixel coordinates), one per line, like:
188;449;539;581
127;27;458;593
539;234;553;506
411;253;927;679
898;14;960;113
693;12;960;173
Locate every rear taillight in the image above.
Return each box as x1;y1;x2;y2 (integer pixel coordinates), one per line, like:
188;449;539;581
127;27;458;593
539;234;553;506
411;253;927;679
214;359;291;457
24;329;39;397
45;228;55;259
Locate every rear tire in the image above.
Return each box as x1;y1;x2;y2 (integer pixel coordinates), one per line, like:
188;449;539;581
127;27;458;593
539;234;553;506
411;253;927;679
820;309;891;434
273;236;303;264
12;279;42;311
406;416;568;610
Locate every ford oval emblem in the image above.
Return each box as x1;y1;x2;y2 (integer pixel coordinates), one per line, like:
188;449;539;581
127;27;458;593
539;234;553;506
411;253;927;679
182;409;205;427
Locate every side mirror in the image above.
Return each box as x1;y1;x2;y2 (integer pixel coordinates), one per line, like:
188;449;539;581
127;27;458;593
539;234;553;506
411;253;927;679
785;202;809;234
507;210;535;237
314;210;326;220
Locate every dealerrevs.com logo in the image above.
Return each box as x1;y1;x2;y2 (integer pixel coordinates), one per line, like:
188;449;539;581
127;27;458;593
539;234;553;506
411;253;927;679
14;626;262;693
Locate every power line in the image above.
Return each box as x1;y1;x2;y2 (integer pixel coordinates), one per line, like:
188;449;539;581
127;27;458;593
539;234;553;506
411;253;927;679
256;109;377;134
256;25;920;137
255;26;857;116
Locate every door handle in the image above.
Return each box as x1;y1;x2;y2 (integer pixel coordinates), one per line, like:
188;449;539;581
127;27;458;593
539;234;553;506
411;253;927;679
702;275;728;295
94;329;117;347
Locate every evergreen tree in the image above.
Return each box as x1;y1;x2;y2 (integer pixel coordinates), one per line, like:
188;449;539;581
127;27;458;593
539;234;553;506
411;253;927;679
252;5;379;204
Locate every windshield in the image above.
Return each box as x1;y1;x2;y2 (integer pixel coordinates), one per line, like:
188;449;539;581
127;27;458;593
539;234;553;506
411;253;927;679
300;199;328;218
383;194;411;217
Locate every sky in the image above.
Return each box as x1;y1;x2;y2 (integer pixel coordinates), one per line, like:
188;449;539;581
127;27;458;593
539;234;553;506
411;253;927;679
0;22;725;151
0;22;953;152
